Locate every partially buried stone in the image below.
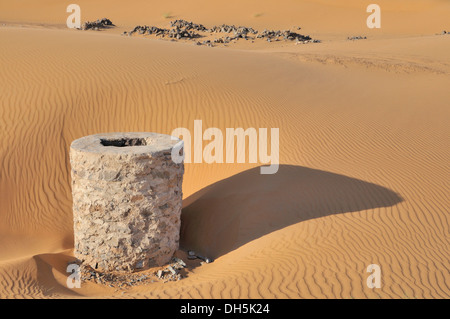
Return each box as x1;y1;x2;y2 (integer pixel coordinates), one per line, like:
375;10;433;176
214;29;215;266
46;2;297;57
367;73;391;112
173;257;186;268
187;250;197;260
167;265;177;275
196;254;213;263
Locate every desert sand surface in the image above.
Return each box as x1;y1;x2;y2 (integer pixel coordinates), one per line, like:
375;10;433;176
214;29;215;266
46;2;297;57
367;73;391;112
0;0;449;298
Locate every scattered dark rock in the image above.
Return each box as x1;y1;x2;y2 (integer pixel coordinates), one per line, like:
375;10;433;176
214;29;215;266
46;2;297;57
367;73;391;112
80;264;153;288
128;24;200;39
172;257;187;268
79;256;189;289
209;24;258;38
196;254;213;264
347;36;367;40
82;18;115;31
171;19;207;32
167;265;177;275
188;250;198;258
126;19;319;46
257;29;314;42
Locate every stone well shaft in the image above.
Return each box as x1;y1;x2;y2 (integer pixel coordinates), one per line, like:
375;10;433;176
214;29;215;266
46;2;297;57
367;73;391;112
69;132;184;272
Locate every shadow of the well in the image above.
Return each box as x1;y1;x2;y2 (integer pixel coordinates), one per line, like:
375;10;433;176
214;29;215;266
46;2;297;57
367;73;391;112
180;165;402;260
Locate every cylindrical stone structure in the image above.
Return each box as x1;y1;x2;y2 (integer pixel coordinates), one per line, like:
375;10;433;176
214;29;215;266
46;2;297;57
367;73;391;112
69;132;184;272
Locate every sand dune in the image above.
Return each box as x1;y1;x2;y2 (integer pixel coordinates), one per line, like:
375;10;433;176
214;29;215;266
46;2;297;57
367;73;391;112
0;0;449;298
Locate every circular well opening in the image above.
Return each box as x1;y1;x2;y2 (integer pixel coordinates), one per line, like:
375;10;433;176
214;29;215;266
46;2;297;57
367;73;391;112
100;138;147;147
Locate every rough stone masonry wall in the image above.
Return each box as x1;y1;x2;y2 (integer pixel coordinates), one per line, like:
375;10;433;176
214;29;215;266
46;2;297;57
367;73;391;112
70;132;184;272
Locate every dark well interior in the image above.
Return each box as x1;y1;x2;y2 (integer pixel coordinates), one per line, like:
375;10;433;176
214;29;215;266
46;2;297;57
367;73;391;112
100;138;147;147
